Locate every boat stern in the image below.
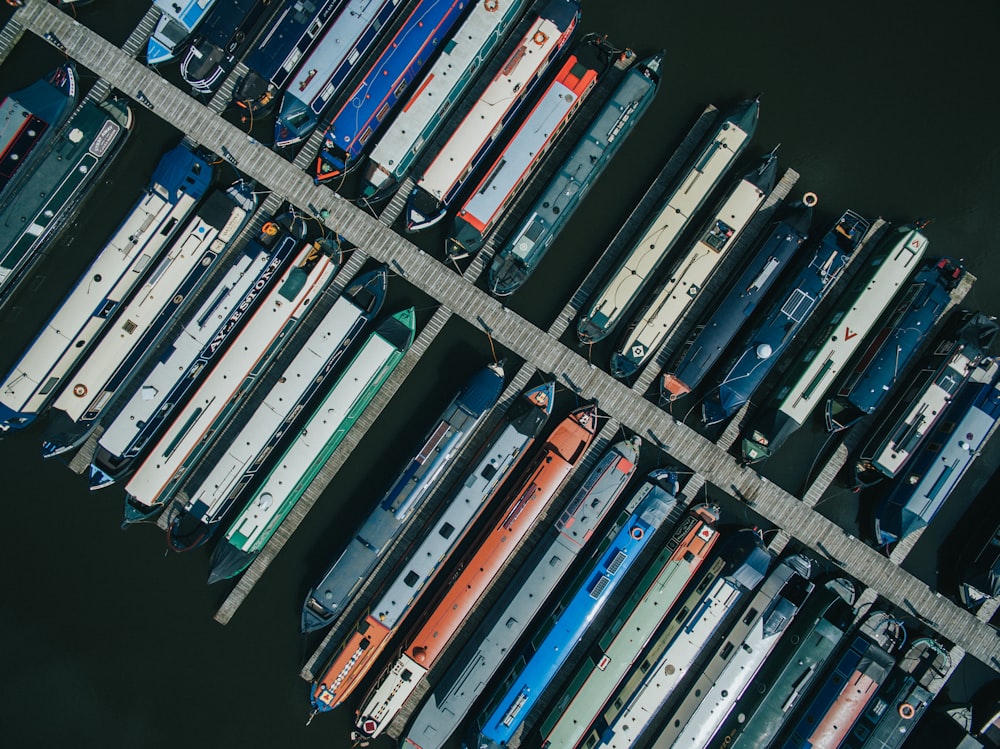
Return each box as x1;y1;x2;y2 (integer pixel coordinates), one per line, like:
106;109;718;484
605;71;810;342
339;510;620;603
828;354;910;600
405;188;446;233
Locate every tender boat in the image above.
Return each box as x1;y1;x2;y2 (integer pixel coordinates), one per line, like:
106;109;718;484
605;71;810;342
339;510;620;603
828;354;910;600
609;152;777;379
0;63;77;200
488;51;663;296
576;97;759;345
311;402;597;718
207;308;416;582
400;427;644;749
39;182;258;457
0;97;132;311
0;144;211;433
359;0;533;200
404;0;580;233
660;198;812;400
121;236;341;524
309;0;468;165
742;223;930;464
298;361;513;625
701;209;869;427
170;267;388;552
274;0;405;148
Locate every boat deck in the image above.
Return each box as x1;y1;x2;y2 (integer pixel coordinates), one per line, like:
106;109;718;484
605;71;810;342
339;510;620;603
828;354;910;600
11;0;1000;679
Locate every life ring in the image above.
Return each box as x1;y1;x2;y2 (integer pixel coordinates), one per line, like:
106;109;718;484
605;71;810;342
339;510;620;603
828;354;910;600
803;192;819;207
898;703;915;720
484;0;498;11
262;222;279;236
533;30;548;45
73;384;88;398
630;526;644;540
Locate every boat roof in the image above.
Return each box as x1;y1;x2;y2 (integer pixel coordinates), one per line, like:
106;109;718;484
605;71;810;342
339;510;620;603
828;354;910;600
879;360;1000;541
284;0;401;117
835;261;957;417
539;501;718;747
242;0;344;87
777;226;929;428
123;241;337;511
415;8;575;202
226;310;414;552
364;0;532;191
456;57;596;237
493;55;661;276
613;159;774;376
579;99;759;341
711;210;867;422
479;488;671;747
666;205;810;396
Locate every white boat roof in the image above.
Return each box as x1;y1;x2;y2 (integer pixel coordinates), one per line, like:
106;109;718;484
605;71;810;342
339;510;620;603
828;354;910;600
617;176;768;361
183;294;366;517
665;560;805;749
124;245;338;510
456;67;586;233
779;227;929;427
873;347;978;478
224;332;398;550
49;205;238;425
365;0;529;189
584;115;753;334
415;12;567;201
284;0;399;112
0;187;199;418
97;244;279;460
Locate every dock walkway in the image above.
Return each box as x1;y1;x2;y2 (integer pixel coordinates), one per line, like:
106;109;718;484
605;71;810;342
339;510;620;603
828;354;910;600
9;0;1000;675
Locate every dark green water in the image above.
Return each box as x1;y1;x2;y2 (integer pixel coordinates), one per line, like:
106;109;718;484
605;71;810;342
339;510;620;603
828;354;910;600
1;1;999;747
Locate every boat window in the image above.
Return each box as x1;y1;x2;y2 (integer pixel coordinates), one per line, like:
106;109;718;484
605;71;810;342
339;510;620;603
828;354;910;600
438;522;454;539
938;420;957;435
359;127;372;145
375;103;390;123
549;554;561;567
122;319;138;334
479;463;497;481
160;217;178;236
403;571;419;587
444;39;457;55
38;376;60;396
720;642;734;659
742;608;758;625
394;80;408;99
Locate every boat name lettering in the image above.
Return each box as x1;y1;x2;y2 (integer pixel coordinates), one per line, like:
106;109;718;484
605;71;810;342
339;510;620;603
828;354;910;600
206;256;283;355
